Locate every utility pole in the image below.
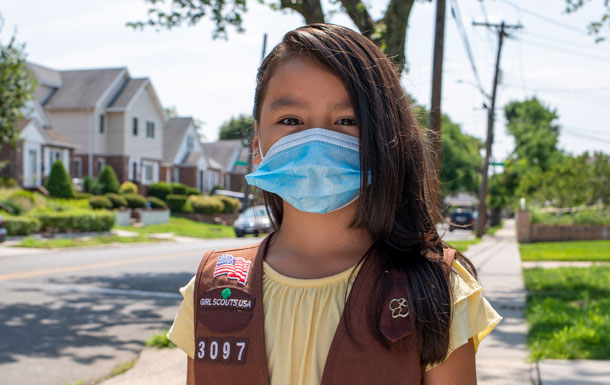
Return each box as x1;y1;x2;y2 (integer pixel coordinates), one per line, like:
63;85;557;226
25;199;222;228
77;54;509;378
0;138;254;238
242;33;267;211
429;0;446;191
472;21;521;237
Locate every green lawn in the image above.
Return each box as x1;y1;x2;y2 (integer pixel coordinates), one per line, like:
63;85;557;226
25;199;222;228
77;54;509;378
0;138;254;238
446;239;482;253
14;234;166;248
114;215;236;239
524;266;610;360
519;239;610;262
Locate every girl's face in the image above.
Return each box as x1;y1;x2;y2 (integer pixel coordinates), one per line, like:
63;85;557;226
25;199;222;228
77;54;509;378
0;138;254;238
252;55;358;165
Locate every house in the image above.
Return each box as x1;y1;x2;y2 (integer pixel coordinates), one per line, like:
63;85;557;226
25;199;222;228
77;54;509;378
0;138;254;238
161;117;210;192
12;62;167;193
201;139;251;193
0;119;77;188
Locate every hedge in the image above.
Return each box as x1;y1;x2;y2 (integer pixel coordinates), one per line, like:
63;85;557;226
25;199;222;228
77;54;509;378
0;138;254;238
105;193;128;208
147;182;172;201
216;195;241;213
119;181;138;195
75;192;93;200
98;165;120;194
3;216;41;235
170;183;187;195
147;196;168;209
123;194;147;208
33;209;115;232
166;194;187;212
89;196;113;209
189;196;224;214
186;187;202;196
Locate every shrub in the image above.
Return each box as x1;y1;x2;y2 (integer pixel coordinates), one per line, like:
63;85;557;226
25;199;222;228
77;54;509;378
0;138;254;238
45;159;75;198
82;175;101;195
123;194;147;209
166;194;187;212
97;165;120;194
2;215;41;235
189;195;224;214
170;182;187;195
147;196;168;209
75;192;93;199
32;209;115;232
0;176;18;188
185;187;202;196
0;200;21;215
104;193;128;208
88;196;113;210
148;182;172;201
209;184;223;195
119;181;138;195
215;195;241;213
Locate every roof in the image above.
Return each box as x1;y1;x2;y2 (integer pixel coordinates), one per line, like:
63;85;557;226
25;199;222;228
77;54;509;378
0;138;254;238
107;78;148;109
16;119;78;148
183;150;204;166
163;117;195;163
201;139;247;173
26;62;62;88
43;67;126;110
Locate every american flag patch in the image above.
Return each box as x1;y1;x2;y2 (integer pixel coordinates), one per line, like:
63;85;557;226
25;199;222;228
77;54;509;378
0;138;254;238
212;254;252;286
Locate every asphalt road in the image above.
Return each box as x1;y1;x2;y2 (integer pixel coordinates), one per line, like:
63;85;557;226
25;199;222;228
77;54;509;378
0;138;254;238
0;224;472;385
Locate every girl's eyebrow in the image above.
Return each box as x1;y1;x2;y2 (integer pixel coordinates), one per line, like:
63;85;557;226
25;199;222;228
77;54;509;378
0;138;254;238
268;96;353;112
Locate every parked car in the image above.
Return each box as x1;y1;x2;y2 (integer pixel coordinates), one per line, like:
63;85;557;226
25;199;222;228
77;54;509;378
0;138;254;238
449;208;475;231
233;205;272;237
0;213;7;243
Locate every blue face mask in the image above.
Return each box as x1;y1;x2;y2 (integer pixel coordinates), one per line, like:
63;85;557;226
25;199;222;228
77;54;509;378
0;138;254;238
245;127;369;214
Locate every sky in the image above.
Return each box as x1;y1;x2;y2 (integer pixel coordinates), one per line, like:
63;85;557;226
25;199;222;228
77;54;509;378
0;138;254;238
1;0;609;168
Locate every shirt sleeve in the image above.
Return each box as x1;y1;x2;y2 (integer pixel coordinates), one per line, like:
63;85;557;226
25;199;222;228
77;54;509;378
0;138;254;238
425;259;503;371
166;274;197;359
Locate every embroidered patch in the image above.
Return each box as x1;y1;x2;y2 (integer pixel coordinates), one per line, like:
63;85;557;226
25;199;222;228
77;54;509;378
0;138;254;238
212;254;252;286
198;287;255;331
196;336;249;365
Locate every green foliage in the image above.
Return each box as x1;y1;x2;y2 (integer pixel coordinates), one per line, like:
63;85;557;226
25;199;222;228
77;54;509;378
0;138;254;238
31;208;115;232
0;176;17;188
4;189;43;214
45;159;75;198
75;192;93;200
123;193;147;208
119;181;138;194
524;266;610;360
113;216;234;239
82;175;101;195
0;18;37;153
530;207;610;226
87;196;111;210
520;239;610;262
104;193;128;208
209;184;223;195
166;194;187;212
147;196;168;209
97;165;120;194
147;182;172;201
218;113;254;140
145;328;176;349
189;195;224;214
170;182;187;195
186;187;202;196
215;195;241;213
2;215;41;235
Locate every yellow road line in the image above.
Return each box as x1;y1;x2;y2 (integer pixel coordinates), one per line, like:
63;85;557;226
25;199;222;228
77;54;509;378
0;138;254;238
0;250;199;282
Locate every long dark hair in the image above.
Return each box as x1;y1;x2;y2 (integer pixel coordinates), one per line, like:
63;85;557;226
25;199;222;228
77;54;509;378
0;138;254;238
250;23;478;367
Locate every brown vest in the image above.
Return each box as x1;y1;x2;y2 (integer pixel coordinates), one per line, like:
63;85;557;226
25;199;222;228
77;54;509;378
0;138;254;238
193;231;456;385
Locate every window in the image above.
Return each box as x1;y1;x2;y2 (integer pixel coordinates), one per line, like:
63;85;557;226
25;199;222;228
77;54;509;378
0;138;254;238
97;158;105;175
146;121;155;138
132;117;138;136
144;164;153;182
131;161;138;181
99;114;105;134
74;159;82;178
186;135;194;150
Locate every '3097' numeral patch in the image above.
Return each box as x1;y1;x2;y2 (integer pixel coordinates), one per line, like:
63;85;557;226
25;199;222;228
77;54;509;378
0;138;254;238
196;337;248;365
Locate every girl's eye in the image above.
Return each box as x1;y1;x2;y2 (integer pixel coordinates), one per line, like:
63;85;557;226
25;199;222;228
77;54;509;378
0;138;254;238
279;117;302;125
336;117;357;126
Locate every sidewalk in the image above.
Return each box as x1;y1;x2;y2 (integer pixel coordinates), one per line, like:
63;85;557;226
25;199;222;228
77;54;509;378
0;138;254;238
99;219;610;385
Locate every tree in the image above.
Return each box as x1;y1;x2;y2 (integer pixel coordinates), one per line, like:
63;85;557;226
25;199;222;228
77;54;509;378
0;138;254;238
97;165;120;194
164;105;179;118
45;159;76;198
0;15;37;167
413;104;484;198
219;113;254;140
564;0;610;43
128;0;432;74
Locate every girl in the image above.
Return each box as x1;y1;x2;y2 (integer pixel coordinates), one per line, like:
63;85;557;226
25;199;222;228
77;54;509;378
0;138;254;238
167;23;501;385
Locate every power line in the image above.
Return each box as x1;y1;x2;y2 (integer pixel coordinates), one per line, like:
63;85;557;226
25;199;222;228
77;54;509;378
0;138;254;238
499;0;590;36
518;37;610;62
449;0;488;99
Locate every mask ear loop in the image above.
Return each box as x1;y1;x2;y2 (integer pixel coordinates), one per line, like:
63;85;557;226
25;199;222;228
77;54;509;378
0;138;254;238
257;126;265;161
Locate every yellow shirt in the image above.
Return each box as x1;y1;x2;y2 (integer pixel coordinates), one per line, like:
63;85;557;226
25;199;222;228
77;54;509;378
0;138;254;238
167;258;502;384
